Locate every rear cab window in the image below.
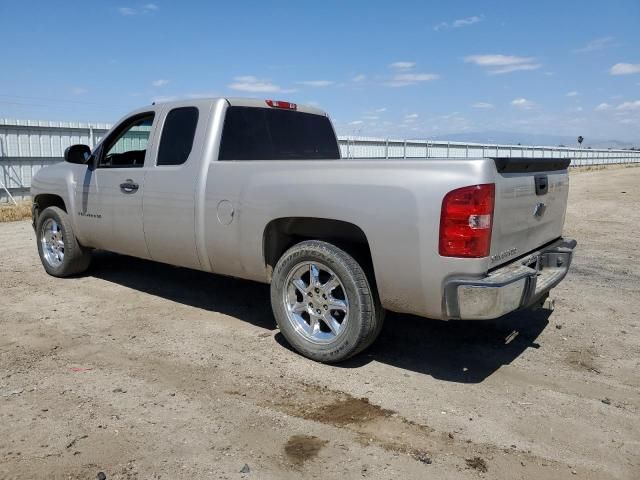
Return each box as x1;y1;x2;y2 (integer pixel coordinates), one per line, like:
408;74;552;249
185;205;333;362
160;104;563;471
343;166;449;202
218;107;340;160
157;107;199;166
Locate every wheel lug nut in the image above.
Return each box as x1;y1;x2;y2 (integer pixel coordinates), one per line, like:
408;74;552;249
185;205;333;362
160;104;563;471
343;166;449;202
315;288;320;293
316;309;321;314
323;305;328;310
309;303;313;308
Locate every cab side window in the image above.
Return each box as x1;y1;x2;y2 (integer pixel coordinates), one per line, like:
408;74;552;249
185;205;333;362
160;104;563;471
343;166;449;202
99;113;155;168
157;107;199;166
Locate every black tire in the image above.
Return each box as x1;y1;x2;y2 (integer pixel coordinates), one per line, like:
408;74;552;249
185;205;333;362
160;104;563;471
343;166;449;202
36;206;91;277
270;240;384;363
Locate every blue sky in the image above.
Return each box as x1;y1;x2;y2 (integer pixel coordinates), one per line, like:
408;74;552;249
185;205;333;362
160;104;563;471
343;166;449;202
1;0;639;142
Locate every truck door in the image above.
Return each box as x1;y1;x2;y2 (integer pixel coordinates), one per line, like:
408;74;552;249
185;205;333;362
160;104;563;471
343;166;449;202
75;112;157;259
142;104;209;270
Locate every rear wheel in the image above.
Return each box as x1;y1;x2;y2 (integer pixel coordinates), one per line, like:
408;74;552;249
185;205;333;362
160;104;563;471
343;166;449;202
270;240;384;362
36;206;91;277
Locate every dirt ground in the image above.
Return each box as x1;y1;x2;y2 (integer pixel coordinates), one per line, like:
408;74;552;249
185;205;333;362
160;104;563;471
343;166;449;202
1;166;639;479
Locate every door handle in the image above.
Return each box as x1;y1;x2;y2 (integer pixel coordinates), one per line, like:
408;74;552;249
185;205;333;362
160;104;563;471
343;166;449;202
120;179;139;194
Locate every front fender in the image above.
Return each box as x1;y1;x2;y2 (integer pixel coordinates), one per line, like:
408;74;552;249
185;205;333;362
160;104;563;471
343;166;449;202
31;162;83;236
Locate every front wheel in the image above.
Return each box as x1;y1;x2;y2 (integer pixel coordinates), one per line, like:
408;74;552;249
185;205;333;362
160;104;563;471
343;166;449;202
270;240;384;363
36;206;91;277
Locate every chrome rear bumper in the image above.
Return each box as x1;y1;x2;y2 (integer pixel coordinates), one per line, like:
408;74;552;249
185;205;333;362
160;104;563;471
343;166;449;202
443;238;577;320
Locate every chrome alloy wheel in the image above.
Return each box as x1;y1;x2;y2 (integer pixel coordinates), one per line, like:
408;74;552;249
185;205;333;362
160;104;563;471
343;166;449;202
40;218;64;267
283;261;350;344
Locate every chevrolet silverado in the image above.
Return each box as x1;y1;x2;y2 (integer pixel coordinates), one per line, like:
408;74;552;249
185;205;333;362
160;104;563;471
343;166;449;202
31;97;576;362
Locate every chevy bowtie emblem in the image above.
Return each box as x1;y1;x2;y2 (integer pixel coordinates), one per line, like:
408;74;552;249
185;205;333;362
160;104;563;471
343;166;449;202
533;202;546;217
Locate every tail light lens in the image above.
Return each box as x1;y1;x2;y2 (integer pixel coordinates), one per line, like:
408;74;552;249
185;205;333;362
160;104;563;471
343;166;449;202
439;184;495;258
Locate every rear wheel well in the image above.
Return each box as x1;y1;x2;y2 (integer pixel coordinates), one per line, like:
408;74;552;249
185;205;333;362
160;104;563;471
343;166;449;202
263;217;377;289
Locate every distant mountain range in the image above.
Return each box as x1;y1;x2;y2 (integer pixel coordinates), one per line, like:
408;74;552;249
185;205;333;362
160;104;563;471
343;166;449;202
431;131;638;149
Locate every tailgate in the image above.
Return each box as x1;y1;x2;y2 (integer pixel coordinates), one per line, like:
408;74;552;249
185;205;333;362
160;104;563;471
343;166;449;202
489;158;571;268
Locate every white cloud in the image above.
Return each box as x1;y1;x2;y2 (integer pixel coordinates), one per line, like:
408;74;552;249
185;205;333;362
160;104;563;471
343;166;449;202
566;91;579;97
375;107;387;113
452;15;483;28
71;87;87;95
362;115;379;120
594;102;612;111
118;4;158;15
389;61;416;69
152;79;169;87
464;54;534;67
405;113;419;119
228;76;295;93
433;22;448;31
511;98;535;110
297;80;334;87
434;15;483;31
465;53;534;66
349;120;364;125
616;100;640;111
610;63;640;75
403;113;419;124
573;37;615;54
352;74;366;82
472;102;494;109
464;54;540;75
385;73;439;87
490;64;541;74
117;7;136;15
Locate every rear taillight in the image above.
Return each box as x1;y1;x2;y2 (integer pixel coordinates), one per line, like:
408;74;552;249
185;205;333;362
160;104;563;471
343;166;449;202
265;99;297;110
439;183;495;258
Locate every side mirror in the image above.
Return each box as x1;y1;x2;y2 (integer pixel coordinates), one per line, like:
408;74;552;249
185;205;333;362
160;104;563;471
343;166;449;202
64;144;91;164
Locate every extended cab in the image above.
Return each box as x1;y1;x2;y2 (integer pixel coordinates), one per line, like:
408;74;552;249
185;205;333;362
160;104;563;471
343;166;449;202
31;98;576;362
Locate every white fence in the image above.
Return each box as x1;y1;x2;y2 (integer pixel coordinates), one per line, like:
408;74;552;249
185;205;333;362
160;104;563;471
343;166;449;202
2;118;639;202
339;137;640;163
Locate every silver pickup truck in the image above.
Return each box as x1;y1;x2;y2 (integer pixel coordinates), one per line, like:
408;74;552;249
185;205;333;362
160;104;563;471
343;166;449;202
31;97;576;362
